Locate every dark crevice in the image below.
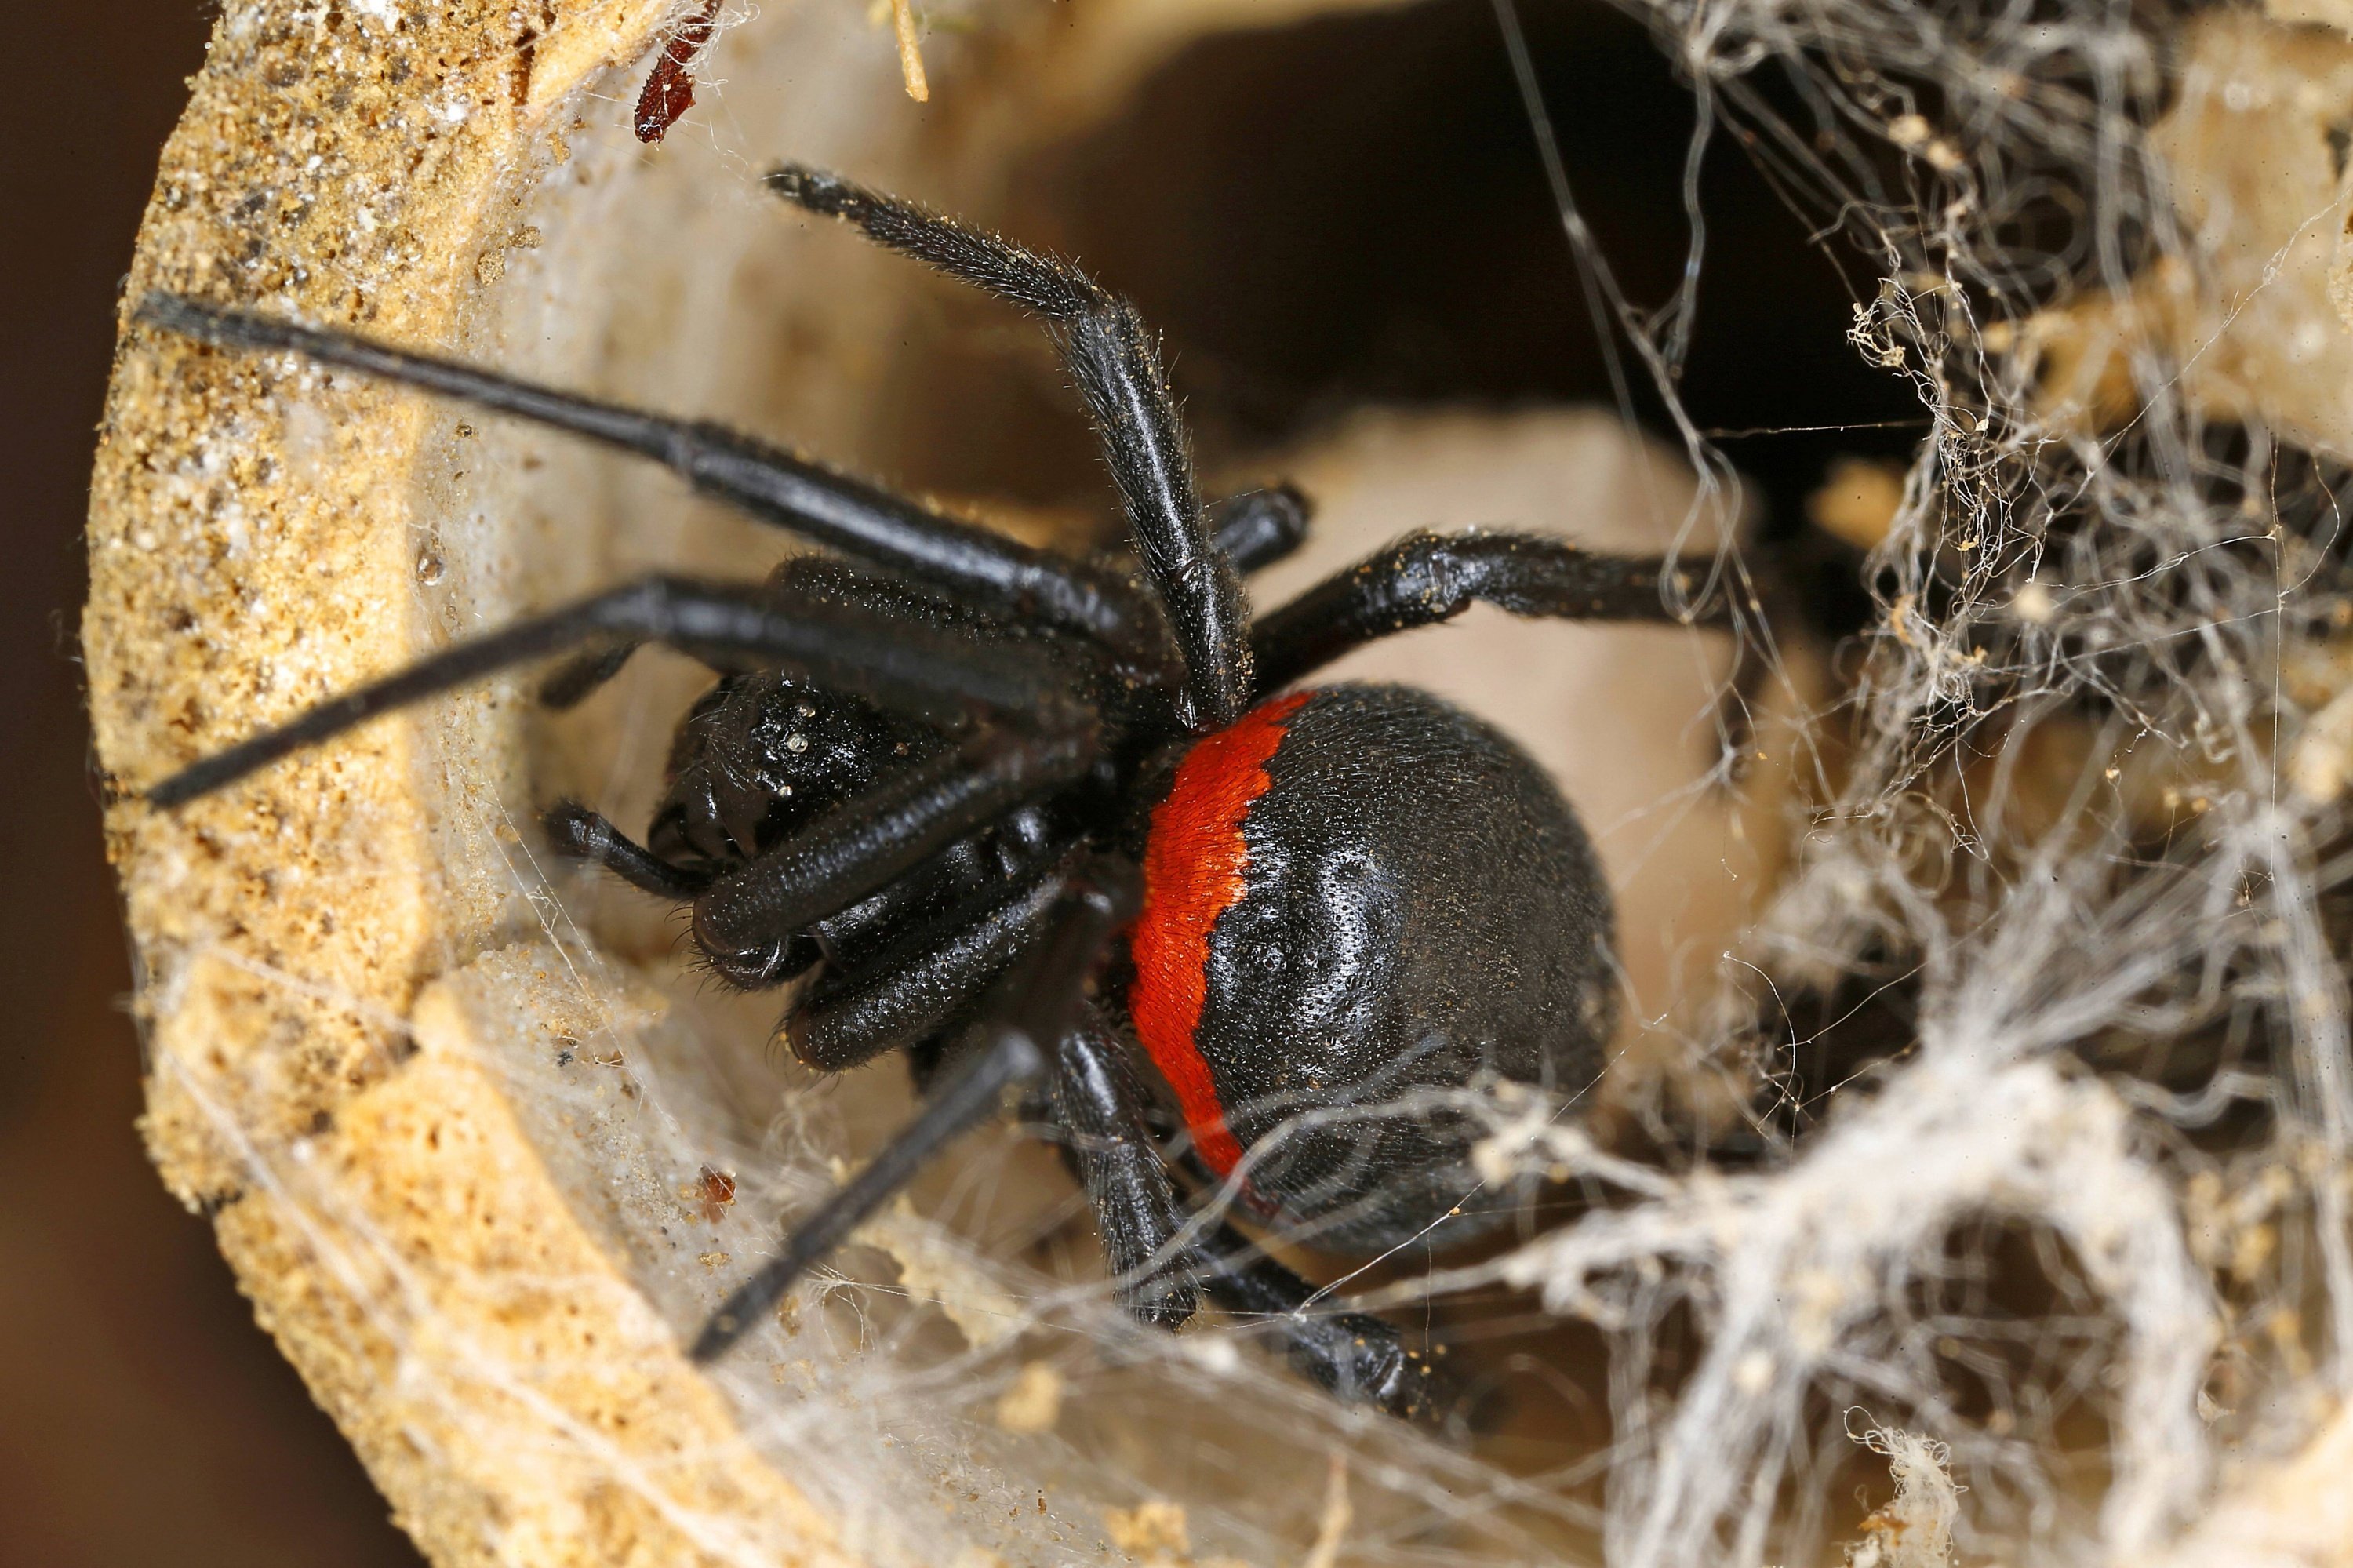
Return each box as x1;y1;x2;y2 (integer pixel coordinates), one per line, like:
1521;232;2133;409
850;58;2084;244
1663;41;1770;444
880;0;1921;553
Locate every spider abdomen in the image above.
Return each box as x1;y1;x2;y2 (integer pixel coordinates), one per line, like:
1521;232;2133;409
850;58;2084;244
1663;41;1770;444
1129;684;1617;1254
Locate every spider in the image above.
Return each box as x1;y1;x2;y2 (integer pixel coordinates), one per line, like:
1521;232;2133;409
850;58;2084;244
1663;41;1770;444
136;165;1734;1423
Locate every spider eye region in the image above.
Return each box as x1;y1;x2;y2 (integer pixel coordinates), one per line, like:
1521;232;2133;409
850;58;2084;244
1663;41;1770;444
1130;684;1617;1253
650;672;943;870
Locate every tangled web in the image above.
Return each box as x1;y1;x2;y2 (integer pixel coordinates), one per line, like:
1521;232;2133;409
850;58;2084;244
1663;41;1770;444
1399;0;2353;1561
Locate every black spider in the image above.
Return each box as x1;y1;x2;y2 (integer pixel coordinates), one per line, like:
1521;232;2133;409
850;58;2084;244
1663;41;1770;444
136;165;1733;1423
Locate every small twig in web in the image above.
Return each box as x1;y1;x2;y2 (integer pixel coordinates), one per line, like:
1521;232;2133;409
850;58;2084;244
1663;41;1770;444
1302;1453;1353;1568
890;0;929;102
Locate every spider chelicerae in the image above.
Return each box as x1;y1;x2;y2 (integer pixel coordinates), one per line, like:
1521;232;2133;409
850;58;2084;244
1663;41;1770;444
138;164;1733;1422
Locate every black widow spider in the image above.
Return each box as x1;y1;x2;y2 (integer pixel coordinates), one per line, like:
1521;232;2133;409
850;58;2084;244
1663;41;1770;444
137;165;1735;1423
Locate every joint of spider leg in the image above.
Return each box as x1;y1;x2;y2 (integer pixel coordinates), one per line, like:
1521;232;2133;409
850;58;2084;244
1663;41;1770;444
784;849;1092;1072
686;725;1104;973
761;173;1249;724
136;293;1169;671
543;799;624;865
1069;852;1142;929
691;874;1128;1366
702;938;808;992
762;163;867;221
544;800;715;899
763;163;1111;323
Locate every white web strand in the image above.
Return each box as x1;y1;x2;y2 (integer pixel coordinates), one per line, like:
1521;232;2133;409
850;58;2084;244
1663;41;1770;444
1423;857;2226;1564
1416;0;2353;1558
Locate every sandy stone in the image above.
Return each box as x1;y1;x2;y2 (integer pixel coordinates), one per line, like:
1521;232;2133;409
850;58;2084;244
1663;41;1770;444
84;2;849;1563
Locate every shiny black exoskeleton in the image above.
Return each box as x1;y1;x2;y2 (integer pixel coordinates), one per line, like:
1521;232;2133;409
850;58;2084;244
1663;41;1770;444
137;166;1730;1423
1193;686;1615;1254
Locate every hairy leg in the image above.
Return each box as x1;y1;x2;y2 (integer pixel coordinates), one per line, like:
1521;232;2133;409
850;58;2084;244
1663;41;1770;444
1046;1010;1198;1327
768;166;1253;730
144;573;1078;806
784;849;1080;1070
1250;528;1737;691
691;854;1139;1362
1210;485;1312;576
690;726;1093;984
136;293;1157;662
1195;1226;1458;1424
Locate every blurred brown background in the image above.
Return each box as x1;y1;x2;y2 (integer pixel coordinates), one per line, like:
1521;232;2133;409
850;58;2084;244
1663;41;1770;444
0;1;424;1560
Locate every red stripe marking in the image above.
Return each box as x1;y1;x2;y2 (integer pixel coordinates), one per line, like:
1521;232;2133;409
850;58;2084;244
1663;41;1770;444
1129;691;1312;1179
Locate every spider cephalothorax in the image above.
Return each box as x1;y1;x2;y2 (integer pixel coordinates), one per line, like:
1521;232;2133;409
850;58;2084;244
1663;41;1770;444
138;164;1730;1422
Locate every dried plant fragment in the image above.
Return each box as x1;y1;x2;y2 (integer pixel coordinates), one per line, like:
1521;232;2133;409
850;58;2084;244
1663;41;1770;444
635;0;721;143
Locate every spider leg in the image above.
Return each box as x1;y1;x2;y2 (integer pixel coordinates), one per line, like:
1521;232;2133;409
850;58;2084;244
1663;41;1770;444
1195;1228;1458;1424
136;294;1158;662
1250;528;1741;692
549;798;830;980
543;801;712;898
768;166;1253;731
791;802;1056;977
1209;485;1312;576
691;726;1094;983
1046;1007;1200;1326
144;574;1074;806
690;853;1138;1363
542;548;1046;715
784;846;1080;1070
806;831;997;968
536;645;644;711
